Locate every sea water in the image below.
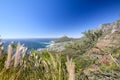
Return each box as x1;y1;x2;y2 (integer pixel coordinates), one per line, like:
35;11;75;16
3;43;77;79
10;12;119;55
3;38;57;50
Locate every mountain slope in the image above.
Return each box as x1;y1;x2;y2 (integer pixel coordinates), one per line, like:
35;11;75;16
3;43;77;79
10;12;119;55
63;19;120;80
97;19;120;47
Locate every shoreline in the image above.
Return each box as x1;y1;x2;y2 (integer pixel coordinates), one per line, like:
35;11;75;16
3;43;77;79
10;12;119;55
37;41;66;52
45;41;55;48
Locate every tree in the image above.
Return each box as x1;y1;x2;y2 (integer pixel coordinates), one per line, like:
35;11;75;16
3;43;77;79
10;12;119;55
82;29;102;42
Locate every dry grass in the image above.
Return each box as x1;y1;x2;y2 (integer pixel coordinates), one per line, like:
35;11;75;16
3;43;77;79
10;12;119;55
96;40;110;48
5;44;12;69
66;56;75;80
99;55;111;65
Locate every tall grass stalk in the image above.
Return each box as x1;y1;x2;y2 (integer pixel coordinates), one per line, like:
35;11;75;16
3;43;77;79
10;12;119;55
5;44;12;69
66;56;75;80
14;43;21;67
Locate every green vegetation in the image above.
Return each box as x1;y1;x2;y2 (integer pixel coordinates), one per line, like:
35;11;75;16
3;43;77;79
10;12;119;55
0;46;74;80
64;29;102;56
62;28;120;80
0;20;120;80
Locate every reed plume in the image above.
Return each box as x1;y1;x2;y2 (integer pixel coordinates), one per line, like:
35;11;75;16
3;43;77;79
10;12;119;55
5;43;12;69
21;47;27;58
0;42;4;56
20;47;27;66
66;56;75;80
14;42;21;67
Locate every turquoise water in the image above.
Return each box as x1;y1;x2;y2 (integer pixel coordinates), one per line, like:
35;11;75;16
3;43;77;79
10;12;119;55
3;38;57;50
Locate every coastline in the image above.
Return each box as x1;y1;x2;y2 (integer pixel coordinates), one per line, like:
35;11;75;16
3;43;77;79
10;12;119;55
45;41;55;48
37;41;66;52
3;38;56;50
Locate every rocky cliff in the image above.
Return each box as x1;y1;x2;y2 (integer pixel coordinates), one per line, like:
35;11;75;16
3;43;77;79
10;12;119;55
96;19;120;48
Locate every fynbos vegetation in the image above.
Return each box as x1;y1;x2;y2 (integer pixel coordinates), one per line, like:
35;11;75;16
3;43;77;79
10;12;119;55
0;19;120;80
0;42;74;80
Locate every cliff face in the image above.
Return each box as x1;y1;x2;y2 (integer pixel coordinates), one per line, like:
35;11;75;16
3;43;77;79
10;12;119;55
96;19;120;48
83;20;120;80
98;19;120;33
111;20;120;33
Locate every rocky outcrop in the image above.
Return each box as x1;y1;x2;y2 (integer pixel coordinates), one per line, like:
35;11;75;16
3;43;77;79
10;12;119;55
111;20;120;33
96;20;120;45
99;23;112;32
98;19;120;34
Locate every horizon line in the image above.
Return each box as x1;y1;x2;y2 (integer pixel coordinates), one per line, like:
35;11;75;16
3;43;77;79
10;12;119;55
1;35;82;39
2;36;81;39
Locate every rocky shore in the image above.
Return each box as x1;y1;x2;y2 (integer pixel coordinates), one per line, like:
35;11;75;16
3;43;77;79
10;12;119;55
37;41;66;52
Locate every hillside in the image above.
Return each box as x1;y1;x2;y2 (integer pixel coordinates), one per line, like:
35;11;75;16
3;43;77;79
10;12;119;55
62;19;120;80
54;35;73;43
0;19;120;80
37;19;120;79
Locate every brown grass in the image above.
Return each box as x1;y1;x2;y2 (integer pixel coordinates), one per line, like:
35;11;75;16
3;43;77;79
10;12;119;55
96;40;110;48
99;55;110;65
66;56;75;80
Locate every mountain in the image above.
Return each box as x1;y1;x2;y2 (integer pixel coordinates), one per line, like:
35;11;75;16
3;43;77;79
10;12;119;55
62;19;120;80
0;19;120;80
97;19;120;48
54;35;73;43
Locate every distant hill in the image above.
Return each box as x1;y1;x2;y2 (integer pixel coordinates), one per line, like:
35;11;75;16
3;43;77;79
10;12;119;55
54;35;73;43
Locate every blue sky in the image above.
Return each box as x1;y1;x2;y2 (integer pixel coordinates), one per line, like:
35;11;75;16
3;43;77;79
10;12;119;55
0;0;120;38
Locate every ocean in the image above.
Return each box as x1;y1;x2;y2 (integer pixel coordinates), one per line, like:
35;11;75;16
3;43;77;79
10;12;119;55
2;38;57;50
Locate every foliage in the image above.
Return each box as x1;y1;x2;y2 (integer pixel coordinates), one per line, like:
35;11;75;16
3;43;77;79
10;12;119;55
0;24;120;80
64;29;103;56
0;47;74;80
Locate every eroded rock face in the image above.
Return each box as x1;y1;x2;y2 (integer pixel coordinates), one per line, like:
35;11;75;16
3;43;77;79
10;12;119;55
95;19;120;47
98;20;120;34
99;23;111;32
111;20;120;33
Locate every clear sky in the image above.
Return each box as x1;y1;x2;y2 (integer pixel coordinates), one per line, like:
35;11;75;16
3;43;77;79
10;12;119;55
0;0;120;38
